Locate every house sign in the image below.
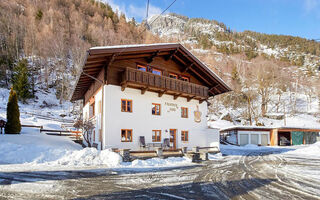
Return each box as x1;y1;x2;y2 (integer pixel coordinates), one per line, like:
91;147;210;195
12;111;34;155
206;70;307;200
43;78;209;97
165;102;178;113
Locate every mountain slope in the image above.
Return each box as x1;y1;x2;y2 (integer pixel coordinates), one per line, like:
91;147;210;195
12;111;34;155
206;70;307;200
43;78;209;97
148;13;320;127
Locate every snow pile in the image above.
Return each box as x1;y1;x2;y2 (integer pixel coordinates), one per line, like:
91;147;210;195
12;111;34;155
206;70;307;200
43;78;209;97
0;128;82;164
208;152;223;160
0;126;193;169
219;144;277;156
51;148;122;167
124;157;192;168
284;142;320;158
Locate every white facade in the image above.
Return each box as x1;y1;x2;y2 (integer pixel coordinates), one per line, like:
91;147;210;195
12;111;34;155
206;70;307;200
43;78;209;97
83;84;219;150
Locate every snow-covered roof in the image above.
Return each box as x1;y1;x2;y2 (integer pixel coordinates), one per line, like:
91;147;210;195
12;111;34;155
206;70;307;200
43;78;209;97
220;126;320;132
90;43;176;50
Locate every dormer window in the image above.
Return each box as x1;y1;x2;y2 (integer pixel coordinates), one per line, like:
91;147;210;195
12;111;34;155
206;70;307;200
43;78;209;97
152;68;162;75
181;76;189;82
169;73;178;79
137;64;147;72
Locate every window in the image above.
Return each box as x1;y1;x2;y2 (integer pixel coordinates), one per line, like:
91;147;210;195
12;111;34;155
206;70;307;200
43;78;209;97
137;64;147;72
121;99;132;112
169;73;178;79
152;130;161;142
121;129;132;142
152;68;162;75
181;107;188;118
181;131;189;142
89;102;95;118
152;103;161;115
181;76;189;82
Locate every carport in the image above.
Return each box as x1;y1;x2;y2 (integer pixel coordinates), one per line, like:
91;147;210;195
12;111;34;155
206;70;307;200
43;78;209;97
271;127;320;146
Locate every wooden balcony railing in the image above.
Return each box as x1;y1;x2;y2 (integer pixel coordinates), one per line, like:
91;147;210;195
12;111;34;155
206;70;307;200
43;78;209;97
121;67;209;99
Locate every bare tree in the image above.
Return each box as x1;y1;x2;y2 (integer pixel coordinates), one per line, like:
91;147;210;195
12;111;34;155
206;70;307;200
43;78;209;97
74;120;94;147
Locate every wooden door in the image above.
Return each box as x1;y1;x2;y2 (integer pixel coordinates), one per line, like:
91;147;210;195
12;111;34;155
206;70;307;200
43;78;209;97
170;129;177;149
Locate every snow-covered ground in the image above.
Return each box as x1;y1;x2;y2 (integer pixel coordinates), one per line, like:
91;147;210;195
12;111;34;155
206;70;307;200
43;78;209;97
0;87;74;127
0;127;194;171
216;143;320;159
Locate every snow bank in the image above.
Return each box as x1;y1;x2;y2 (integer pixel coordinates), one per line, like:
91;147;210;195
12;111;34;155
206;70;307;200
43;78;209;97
0;126;193;169
123;157;192;168
0;128;82;164
51;148;122;167
208;152;223;160
284;142;320;158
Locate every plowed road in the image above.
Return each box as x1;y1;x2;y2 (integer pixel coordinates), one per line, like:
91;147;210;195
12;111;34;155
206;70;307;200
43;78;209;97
1;149;320;199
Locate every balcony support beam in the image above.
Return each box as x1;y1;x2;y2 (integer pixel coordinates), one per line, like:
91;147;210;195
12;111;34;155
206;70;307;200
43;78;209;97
146;51;159;63
199;99;206;104
121;82;127;91
158;89;167;97
187;96;196;102
174;93;181;100
141;87;149;95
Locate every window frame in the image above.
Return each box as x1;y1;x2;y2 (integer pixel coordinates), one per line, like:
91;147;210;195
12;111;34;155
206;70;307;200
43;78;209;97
121;99;133;112
181;107;188;118
152;103;161;115
121;129;133;142
181;131;189;142
137;64;147;72
181;76;190;82
151;68;162;75
169;73;178;79
152;130;162;142
89;102;95;118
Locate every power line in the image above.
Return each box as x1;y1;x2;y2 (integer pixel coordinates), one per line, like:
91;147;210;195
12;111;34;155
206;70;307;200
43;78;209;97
145;0;150;30
116;0;178;57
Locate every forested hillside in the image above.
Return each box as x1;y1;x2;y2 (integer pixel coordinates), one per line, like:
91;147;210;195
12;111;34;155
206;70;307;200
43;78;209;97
1;1;320;126
149;13;320;127
0;0;159;104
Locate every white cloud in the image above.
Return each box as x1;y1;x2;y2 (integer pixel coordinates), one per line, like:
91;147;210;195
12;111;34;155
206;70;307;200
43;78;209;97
304;0;319;12
128;3;162;20
101;0;127;15
100;0;163;21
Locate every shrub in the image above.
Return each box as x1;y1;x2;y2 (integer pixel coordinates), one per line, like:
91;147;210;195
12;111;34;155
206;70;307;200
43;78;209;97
5;88;21;134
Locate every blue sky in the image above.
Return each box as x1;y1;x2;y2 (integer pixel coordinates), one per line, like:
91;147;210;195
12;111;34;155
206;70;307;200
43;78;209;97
104;0;320;39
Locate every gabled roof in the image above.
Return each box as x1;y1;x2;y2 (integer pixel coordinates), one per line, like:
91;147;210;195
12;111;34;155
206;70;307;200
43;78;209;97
71;43;231;101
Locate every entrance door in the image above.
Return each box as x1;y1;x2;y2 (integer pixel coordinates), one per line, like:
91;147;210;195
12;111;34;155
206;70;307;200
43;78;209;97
170;129;177;149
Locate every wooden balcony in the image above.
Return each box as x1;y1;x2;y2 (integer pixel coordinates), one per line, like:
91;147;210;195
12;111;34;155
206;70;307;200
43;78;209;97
121;67;209;101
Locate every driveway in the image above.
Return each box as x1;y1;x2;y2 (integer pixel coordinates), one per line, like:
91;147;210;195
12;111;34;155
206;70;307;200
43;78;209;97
0;148;320;199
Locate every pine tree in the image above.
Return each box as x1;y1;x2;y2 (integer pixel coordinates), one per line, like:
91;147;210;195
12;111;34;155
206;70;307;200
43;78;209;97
12;59;32;103
5;88;21;134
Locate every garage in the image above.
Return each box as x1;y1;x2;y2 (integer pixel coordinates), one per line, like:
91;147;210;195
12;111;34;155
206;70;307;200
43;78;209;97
221;126;320;147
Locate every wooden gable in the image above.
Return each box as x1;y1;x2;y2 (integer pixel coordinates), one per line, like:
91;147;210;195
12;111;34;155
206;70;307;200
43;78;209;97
71;43;231;102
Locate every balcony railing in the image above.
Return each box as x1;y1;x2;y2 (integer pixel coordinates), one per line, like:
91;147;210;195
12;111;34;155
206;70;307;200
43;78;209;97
121;67;209;99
